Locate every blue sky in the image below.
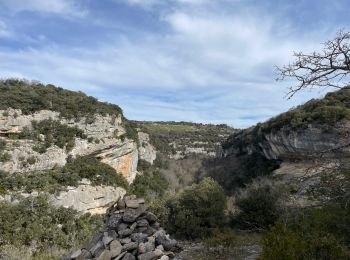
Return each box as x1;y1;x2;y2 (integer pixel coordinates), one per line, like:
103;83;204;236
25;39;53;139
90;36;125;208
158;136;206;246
0;0;349;128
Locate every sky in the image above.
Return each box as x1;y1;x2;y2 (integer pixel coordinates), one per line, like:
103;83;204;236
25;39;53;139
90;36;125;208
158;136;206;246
0;0;349;128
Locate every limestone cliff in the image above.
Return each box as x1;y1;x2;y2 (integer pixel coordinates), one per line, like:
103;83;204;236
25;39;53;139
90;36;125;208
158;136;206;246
50;183;126;214
0;179;126;214
219;123;349;161
220;88;350;161
0;108;144;183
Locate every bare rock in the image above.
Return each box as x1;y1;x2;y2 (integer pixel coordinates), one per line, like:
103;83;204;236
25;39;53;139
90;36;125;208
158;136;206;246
110;240;122;258
96;250;112;260
125;199;139;209
122;253;135;260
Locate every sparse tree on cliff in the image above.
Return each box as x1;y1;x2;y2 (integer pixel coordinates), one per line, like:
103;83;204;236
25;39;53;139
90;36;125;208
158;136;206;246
276;30;350;206
277;30;350;98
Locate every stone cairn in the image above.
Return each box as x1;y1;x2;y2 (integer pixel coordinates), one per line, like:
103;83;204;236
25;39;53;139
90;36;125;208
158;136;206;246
63;195;180;260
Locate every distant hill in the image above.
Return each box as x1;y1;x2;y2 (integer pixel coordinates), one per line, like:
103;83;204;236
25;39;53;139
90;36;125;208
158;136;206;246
136;121;236;159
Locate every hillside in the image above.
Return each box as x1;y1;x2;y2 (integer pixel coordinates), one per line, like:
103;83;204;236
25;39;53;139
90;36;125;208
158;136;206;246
1;80;350;259
221;87;350;160
137;121;235;159
0;80;159;214
201;87;350;199
135;121;236;193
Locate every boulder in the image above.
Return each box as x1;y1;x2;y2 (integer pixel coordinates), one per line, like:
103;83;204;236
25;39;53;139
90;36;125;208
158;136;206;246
110;240;122;258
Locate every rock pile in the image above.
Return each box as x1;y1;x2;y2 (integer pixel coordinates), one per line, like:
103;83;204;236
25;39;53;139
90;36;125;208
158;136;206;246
63;195;180;260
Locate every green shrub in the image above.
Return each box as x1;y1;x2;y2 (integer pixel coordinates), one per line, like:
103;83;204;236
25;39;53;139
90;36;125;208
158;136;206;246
130;171;168;199
137;159;152;172
32;119;86;152
61;156;128;188
122;119;139;142
0;195;103;255
165;178;226;239
0;157;128;194
233;179;286;231
0;139;6;152
27;156;36;165
0;79;122;119
262;205;350;259
0;152;11;162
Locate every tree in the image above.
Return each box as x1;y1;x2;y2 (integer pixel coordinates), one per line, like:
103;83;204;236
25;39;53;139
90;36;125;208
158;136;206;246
277;30;350;98
166;178;226;239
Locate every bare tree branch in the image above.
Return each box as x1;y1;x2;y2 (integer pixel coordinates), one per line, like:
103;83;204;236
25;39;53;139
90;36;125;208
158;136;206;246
276;30;350;99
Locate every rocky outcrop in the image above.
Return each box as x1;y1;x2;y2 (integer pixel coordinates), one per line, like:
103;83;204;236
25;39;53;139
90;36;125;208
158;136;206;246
0;181;127;214
50;181;126;214
220;123;350;161
0;108;124;138
63;195;180;260
138;132;156;164
0;108;139;182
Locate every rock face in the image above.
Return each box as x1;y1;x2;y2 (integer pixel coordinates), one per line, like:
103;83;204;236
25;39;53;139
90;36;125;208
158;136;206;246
0;181;127;214
0;108;147;183
63;195;180;260
138;132;156;164
50;182;127;214
219;124;350;161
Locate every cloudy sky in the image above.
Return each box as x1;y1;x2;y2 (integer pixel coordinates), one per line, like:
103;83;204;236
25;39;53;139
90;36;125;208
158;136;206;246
0;0;349;128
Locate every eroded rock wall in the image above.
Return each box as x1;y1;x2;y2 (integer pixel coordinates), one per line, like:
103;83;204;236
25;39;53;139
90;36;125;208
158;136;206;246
220;124;350;160
50;183;126;214
0;108;140;183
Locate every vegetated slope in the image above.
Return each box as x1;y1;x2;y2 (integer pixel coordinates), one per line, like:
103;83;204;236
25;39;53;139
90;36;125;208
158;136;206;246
0;79;158;224
222;87;350;161
0;79;146;184
0;79;138;139
0;79;122;118
201;87;350;194
136;121;236;193
137;121;236;159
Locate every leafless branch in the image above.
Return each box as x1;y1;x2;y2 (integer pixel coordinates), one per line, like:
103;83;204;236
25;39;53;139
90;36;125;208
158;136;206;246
276;30;350;98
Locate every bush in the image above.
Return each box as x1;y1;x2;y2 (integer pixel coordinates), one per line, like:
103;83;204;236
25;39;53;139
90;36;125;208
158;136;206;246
0;157;129;194
261;205;350;259
0;79;122;119
27;156;36;165
32;119;86;152
61;156;129;188
232;178;286;230
130;171;168;199
0;195;103;256
0;139;6;152
0;152;11;162
137;159;152;172
165;178;226;239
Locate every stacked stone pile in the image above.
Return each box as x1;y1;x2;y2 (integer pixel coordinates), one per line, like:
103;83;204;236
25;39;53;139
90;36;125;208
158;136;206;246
63;195;180;260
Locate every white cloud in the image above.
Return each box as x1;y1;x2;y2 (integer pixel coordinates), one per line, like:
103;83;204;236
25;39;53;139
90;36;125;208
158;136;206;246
0;0;87;17
0;1;333;127
117;0;213;8
0;21;11;38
